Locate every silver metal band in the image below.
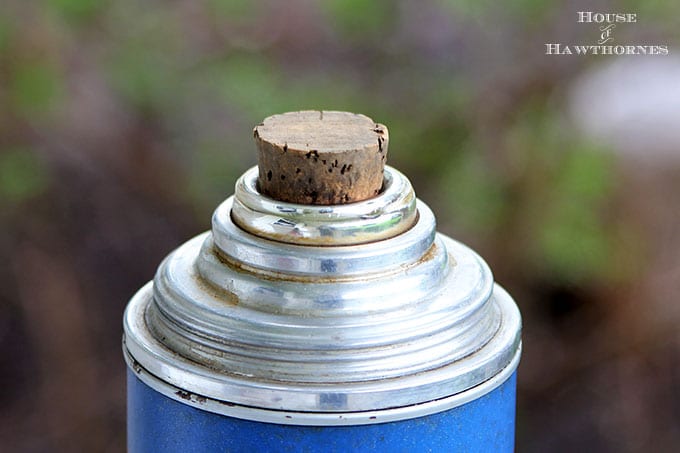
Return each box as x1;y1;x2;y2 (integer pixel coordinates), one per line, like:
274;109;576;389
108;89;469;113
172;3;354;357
123;165;522;423
124;338;521;426
230;166;417;246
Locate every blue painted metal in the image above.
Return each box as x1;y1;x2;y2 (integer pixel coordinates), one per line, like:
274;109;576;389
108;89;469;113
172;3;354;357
127;370;517;453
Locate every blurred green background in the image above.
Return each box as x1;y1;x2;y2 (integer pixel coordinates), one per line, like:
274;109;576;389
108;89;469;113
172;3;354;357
2;0;680;451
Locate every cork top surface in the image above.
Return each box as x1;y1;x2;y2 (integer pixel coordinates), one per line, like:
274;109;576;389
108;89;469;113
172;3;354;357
254;110;386;153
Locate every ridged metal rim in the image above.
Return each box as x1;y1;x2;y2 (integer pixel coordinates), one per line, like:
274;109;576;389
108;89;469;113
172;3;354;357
123;240;521;413
231;166;417;246
213;198;434;277
124;337;521;426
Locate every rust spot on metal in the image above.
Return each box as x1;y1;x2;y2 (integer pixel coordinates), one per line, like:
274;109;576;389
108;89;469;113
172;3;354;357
175;390;207;404
176;390;192;401
210;231;440;286
193;275;239;306
414;242;438;265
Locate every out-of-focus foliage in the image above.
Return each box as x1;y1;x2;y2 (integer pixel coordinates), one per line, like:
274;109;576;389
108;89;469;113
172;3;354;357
1;1;679;452
8;62;63;115
321;0;396;39
0;148;50;204
506;103;619;284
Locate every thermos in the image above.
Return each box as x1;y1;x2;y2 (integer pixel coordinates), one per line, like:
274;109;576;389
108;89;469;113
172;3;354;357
123;111;522;452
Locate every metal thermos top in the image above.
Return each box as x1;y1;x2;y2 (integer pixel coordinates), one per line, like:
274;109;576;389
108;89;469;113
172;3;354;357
123;111;521;425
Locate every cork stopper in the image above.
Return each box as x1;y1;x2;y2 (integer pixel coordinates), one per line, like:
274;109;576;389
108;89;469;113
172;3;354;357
254;110;388;205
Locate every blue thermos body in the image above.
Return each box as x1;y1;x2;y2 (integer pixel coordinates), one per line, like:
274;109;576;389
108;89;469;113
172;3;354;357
123;163;522;452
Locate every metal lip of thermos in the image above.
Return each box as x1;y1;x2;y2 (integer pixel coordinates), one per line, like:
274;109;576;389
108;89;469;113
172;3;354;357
123;163;522;427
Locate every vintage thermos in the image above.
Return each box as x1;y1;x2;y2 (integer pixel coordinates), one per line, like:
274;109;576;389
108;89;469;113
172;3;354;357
123;111;522;452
